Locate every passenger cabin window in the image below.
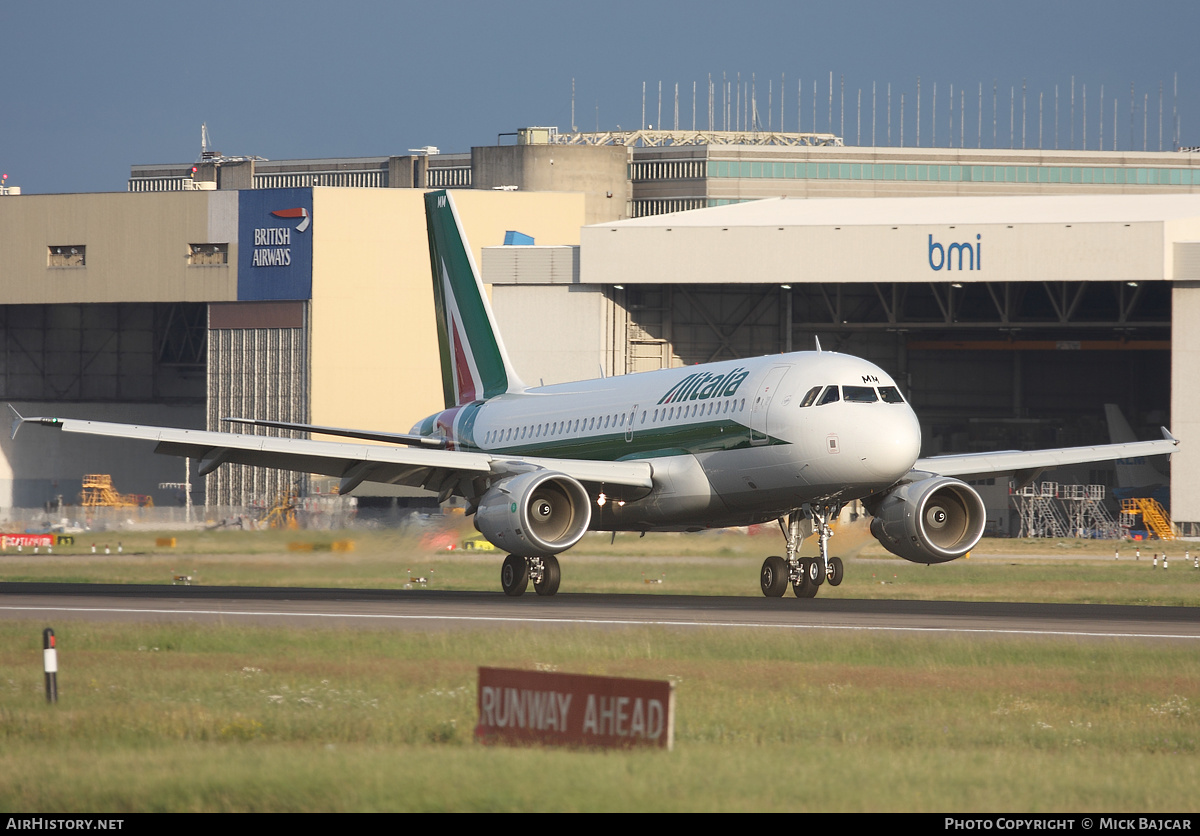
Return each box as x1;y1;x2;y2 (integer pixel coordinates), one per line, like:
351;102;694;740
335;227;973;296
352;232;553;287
816;386;840;406
879;386;905;404
843;386;878;403
799;386;822;407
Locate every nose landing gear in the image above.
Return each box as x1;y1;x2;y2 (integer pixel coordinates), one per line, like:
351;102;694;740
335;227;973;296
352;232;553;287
758;506;844;598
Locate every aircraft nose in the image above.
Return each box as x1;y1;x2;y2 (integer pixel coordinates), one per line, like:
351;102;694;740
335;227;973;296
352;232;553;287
861;406;921;480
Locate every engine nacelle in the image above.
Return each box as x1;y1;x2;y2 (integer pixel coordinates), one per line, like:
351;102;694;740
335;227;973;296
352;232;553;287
475;471;592;557
868;476;986;564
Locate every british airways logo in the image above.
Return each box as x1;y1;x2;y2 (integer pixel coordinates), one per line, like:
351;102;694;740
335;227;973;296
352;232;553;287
251;209;312;267
657;367;750;405
272;207;311;233
928;233;982;271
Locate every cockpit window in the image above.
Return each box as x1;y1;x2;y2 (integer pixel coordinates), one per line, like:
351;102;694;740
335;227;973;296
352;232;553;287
816;386;840;406
799;386;822;408
843;385;878;403
879;386;906;404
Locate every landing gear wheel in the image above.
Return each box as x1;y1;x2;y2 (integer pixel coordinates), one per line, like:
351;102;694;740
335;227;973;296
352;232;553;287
827;556;844;587
533;555;561;596
808;556;826;586
500;554;530;597
793;558;819;598
760;555;789;597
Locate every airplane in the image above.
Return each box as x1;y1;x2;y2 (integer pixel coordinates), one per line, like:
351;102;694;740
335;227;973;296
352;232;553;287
12;189;1180;598
1104;403;1172;509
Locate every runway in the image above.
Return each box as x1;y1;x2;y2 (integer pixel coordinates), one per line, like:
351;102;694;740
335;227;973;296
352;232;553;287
1;582;1197;640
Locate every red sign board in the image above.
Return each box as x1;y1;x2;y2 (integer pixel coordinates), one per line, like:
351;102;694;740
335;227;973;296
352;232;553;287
476;667;675;750
1;534;56;550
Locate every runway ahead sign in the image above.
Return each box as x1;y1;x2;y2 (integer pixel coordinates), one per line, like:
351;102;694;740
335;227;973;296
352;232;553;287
476;667;675;750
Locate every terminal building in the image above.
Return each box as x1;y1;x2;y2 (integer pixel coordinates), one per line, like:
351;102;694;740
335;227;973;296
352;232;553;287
2;128;1198;533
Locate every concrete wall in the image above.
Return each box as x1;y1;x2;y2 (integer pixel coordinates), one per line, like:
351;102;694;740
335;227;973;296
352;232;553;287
1171;282;1200;523
308;188;587;438
582;219;1170;286
472;145;630;225
491;284;616;386
0;191;238;304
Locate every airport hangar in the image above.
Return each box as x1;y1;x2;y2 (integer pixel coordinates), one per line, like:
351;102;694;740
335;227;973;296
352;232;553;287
3;135;1200;534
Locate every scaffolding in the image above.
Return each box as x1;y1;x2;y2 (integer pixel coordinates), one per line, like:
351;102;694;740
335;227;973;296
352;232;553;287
1012;482;1121;539
80;474;154;509
1120;497;1177;540
1062;484;1122;539
1013;482;1069;538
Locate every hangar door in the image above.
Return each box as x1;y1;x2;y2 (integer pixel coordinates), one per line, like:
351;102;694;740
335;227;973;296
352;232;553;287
623;285;791;372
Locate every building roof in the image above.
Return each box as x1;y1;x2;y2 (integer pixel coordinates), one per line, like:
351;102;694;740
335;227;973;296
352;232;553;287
601;194;1200;229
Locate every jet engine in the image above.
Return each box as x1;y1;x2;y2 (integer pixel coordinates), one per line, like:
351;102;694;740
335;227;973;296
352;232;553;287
474;471;592;556
867;476;986;564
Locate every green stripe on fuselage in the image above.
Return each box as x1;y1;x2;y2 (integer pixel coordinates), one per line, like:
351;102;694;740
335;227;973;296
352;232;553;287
460;419;788;461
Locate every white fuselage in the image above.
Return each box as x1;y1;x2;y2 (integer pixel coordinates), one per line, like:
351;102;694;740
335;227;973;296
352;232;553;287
419;351;922;531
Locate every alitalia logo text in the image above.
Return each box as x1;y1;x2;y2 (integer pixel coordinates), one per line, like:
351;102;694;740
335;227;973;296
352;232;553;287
657;367;750;405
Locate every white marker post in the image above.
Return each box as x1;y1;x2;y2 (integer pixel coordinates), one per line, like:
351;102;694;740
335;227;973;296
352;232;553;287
43;628;58;704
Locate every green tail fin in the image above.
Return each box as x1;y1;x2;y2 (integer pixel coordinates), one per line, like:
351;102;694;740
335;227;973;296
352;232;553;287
425;190;525;408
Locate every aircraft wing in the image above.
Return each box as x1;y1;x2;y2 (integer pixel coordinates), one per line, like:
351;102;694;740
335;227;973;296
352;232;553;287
221;417;447;449
913;430;1179;483
14;416;654;498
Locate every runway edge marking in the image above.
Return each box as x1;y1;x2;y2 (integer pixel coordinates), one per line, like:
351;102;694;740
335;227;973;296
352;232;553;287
0;604;1197;640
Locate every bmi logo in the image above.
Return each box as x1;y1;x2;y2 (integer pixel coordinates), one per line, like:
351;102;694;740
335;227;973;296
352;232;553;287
928;233;982;271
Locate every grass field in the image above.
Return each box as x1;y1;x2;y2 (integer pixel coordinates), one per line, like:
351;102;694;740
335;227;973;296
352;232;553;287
1;527;1198;811
0;621;1197;812
2;525;1198;606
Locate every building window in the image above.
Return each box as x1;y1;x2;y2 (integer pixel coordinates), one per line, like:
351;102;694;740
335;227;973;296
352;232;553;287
189;243;228;266
48;245;85;268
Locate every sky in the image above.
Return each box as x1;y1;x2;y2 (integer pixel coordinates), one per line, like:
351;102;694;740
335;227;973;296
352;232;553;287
2;0;1199;194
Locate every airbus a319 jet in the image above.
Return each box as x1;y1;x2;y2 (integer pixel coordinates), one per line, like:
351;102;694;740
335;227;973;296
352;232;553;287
15;190;1180;598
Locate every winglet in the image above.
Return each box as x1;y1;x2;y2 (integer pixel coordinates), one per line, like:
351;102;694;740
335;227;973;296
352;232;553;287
9;407;64;440
8;404;22;440
1162;427;1179;446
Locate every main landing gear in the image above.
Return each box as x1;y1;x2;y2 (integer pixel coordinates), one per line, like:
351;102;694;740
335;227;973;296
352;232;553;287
500;554;561;597
759;507;844;599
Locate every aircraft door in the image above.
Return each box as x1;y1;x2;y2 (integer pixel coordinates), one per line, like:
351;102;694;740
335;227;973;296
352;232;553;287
625;404;638;443
749;366;789;446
